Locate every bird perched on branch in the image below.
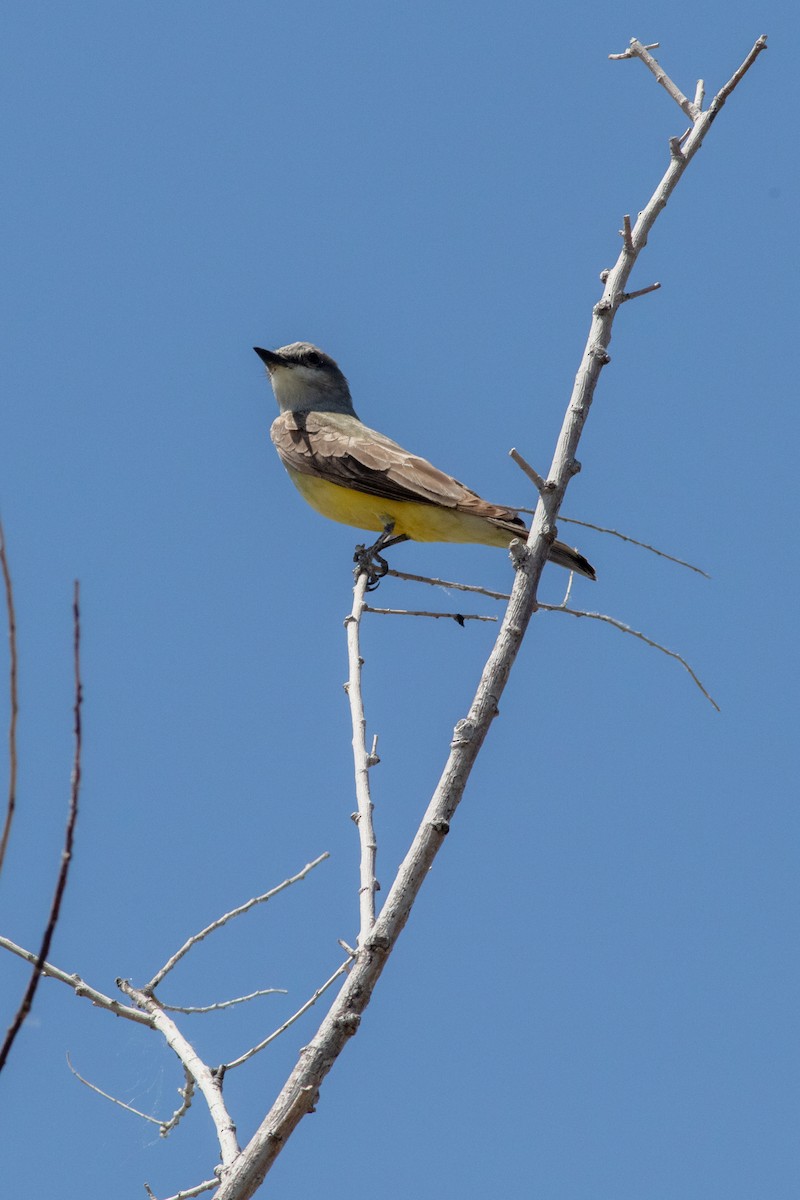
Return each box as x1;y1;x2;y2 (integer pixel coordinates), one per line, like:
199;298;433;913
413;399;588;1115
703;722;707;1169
255;342;595;586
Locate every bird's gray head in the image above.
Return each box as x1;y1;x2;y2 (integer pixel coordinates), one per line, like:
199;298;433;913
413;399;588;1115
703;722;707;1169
253;342;357;416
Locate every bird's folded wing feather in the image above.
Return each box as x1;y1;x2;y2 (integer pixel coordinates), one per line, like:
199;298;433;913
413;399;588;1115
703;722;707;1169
270;410;523;525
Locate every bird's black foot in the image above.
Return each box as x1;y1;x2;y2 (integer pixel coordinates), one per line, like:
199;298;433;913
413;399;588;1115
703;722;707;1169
353;525;409;591
353;543;390;591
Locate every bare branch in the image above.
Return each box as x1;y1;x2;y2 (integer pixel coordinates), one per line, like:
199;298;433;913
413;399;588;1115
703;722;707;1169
0;582;83;1073
117;980;241;1167
214;38;765;1197
558;516;710;577
0;522;18;875
223;957;353;1071
364;606;496;625
619;281;661;304
608;41;659;59
159;1068;195;1136
539;603;720;710
620;213;634;253
344;571;379;942
161;989;288;1015
66;1052;163;1127
612;38;700;120
146;1177;220;1200
708;35;767;115
145;853;329;992
508;448;553;495
0;936;154;1026
386;569;511;601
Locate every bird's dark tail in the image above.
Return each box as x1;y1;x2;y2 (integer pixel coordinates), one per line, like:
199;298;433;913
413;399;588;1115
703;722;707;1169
548;540;596;580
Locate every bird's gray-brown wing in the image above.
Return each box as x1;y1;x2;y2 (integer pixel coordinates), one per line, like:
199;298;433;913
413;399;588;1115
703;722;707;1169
270;409;526;527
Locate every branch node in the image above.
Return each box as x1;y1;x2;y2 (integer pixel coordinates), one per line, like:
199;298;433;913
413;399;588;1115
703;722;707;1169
669;136;685;161
336;1012;361;1038
451;719;475;747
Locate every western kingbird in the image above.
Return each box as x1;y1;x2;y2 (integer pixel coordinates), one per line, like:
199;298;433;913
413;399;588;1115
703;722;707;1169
254;342;595;580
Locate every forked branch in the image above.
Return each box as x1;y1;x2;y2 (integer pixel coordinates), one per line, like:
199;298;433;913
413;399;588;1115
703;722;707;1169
211;35;764;1200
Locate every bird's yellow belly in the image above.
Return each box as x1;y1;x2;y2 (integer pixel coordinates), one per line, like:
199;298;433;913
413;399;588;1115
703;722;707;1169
287;470;511;546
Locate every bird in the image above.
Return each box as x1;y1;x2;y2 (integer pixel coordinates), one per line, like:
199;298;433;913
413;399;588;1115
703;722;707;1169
254;342;595;584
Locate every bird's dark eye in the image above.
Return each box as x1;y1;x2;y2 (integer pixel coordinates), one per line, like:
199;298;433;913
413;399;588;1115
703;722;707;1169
304;350;323;367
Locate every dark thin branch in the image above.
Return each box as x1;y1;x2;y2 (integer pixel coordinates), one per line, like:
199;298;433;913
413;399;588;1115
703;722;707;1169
0;522;18;875
364;605;496;624
558;516;710;578
0;581;82;1072
540;603;720;711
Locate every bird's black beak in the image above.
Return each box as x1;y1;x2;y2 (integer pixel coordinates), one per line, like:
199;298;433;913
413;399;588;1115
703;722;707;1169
253;346;284;371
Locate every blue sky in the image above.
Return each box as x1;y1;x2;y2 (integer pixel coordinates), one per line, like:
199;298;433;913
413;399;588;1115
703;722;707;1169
1;3;797;1198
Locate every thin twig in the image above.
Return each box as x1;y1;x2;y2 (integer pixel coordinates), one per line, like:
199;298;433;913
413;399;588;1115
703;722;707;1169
345;571;379;942
145;853;329;991
223;958;354;1071
508;448;552;495
0;936;155;1026
386;569;511;601
619;281;661;303
0;582;82;1073
539;603;719;710
146;1177;220;1200
0;522;18;875
558;516;710;577
159;1069;195;1136
620;213;634;252
608;41;659;59
613;38;699;120
161;988;288;1015
66;1052;163;1127
364;606;496;624
708;36;767;114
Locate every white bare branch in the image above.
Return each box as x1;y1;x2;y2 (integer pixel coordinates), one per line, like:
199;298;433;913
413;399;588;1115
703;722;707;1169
145;1178;220;1200
211;37;761;1198
508;448;552;496
223;957;354;1071
159;1068;196;1136
145;853;329;992
344;571;379;942
117;980;240;1168
611;38;700;120
160;989;288;1015
66;1052;163;1127
0;935;154;1027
